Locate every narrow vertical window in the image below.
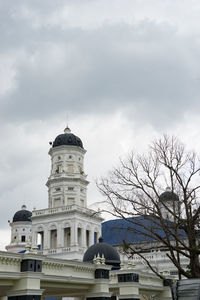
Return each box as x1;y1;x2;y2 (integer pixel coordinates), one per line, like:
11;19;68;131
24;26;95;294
64;227;71;247
21;235;26;242
94;232;97;244
86;230;90;247
78;228;82;246
50;229;57;248
37;231;44;250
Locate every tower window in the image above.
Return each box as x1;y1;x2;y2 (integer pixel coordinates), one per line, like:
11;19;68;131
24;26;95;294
55;165;62;173
68;187;74;191
21;236;26;242
69;155;72;159
55;187;61;192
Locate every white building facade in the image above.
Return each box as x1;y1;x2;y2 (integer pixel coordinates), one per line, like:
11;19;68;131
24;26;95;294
5;126;185;281
6;127;102;260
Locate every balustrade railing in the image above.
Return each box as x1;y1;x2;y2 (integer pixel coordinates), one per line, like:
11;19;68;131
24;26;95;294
32;204;100;218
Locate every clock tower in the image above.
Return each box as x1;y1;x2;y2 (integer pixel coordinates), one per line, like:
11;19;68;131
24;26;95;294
31;127;102;260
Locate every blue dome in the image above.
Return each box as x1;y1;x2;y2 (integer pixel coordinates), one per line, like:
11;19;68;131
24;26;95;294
159;188;179;202
13;205;32;222
83;237;120;268
52;127;83;149
102;216;186;245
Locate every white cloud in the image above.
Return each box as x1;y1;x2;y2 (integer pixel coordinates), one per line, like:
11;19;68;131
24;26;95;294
0;54;17;96
0;229;10;251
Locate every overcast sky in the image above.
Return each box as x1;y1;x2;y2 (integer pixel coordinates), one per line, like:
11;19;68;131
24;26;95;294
1;0;200;250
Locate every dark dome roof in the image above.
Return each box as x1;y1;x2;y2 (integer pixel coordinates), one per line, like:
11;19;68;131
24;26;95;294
159;188;179;202
13;205;32;222
83;237;121;268
52;127;83;149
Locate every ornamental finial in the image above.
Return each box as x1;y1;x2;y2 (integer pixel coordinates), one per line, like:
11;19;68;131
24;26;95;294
64;126;71;133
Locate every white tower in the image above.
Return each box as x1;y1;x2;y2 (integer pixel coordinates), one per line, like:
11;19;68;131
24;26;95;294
47;126;88;209
6;205;32;253
158;187;180;221
31;127;103;260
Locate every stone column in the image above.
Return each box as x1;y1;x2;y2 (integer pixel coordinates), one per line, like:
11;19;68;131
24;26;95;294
32;230;37;247
7;256;44;300
60;227;64;248
85;264;111;300
57;224;63;248
43;228;49;250
82;227;87;253
74;222;78;246
70;223;74;246
89;229;94;246
118;273;140;300
46;229;51;250
119;285;140;300
70;221;78;246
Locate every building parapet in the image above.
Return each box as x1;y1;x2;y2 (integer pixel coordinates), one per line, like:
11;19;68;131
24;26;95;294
32;204;102;220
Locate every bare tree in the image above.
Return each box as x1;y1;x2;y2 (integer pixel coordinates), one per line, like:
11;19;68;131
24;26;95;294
98;135;200;279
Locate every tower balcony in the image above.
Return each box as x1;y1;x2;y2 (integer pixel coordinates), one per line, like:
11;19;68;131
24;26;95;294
32;204;102;220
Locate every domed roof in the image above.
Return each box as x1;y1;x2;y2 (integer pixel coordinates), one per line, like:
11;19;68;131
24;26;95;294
13;205;32;222
52;127;83;149
83;237;121;268
102;216;187;245
159;187;179;202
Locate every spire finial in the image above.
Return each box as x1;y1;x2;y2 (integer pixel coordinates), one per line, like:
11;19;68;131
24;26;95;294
64;112;70;133
25;242;31;253
64;126;71;133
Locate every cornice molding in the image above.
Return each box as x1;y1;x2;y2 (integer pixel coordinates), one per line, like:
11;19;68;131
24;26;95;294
0;256;21;266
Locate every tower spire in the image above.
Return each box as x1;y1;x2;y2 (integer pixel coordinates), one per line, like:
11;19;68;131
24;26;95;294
64;125;71;133
64;112;71;133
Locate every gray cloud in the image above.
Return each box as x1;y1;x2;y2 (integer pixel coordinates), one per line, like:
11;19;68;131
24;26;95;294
1;18;200;129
